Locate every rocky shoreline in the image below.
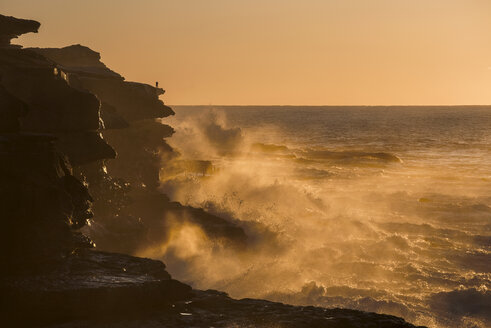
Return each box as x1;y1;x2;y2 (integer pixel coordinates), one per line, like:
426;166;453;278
0;14;425;327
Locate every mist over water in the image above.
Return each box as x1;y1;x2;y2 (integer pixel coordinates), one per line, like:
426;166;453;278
147;106;490;328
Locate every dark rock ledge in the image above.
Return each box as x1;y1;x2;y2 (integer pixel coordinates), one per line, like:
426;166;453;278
0;13;425;328
0;249;423;327
0;249;191;325
0;14;40;48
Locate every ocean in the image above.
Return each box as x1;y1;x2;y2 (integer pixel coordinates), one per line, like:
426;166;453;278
157;106;491;328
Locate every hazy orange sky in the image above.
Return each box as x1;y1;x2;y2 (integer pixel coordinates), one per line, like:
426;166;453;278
2;0;491;105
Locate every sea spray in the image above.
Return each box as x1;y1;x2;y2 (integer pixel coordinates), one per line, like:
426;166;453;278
153;106;491;328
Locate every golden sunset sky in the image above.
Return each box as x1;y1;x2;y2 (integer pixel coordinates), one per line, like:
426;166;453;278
2;0;491;105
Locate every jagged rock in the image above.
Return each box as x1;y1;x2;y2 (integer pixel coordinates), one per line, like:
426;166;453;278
103;120;175;188
100;101;130;129
161;202;248;248
0;45;116;166
0;14;40;47
0;17;98;270
30;45;173;123
0;133;93;272
0;84;28;132
0;14;425;328
27;289;426;328
0;48;101;132
33;43;249;256
72;161;144;254
57;131;116;166
169;290;426;328
0;247;423;328
31;45;123;80
0;249;192;325
78;78;174;122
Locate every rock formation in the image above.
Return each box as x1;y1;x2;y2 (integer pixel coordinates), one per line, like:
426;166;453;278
0;15;101;271
0;132;91;271
0;12;188;324
0;13;425;328
30;43;247;255
0;14;40;48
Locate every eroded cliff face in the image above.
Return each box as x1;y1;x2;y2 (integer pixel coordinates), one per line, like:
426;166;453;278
29;45;177;253
31;44;247;255
0;15;98;271
0;13;191;323
0;47;115;166
0;133;92;271
0;14;40;48
0;13;425;328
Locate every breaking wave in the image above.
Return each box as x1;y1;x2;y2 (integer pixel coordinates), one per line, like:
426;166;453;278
149;106;491;328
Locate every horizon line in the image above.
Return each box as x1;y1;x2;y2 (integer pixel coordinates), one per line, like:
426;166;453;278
169;104;491;107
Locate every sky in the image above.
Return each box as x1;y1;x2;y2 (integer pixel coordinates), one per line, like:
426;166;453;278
1;0;491;105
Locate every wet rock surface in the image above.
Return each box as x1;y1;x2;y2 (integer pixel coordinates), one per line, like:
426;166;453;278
0;246;425;327
0;249;191;325
43;289;425;328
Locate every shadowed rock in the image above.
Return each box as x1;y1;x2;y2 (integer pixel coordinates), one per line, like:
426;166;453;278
0;45;116;166
29;44;244;256
102;119;175;187
31;44;123;80
99;101;130;129
0;84;28;132
0;14;40;47
0;249;191;325
1;13;426;328
0;15;108;272
30;45;174;123
78;78;174;122
57;131;116;166
0;49;101;132
0;133;93;272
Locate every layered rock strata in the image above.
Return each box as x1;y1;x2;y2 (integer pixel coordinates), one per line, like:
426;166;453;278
31;44;247;254
0;15;98;270
0;13;190;325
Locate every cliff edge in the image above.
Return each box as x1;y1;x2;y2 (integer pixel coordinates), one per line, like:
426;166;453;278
0;13;425;328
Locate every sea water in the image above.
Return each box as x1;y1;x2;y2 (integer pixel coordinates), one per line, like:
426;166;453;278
158;106;491;328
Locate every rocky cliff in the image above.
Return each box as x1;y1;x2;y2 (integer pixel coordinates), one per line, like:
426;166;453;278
0;13;425;328
30;43;247;255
